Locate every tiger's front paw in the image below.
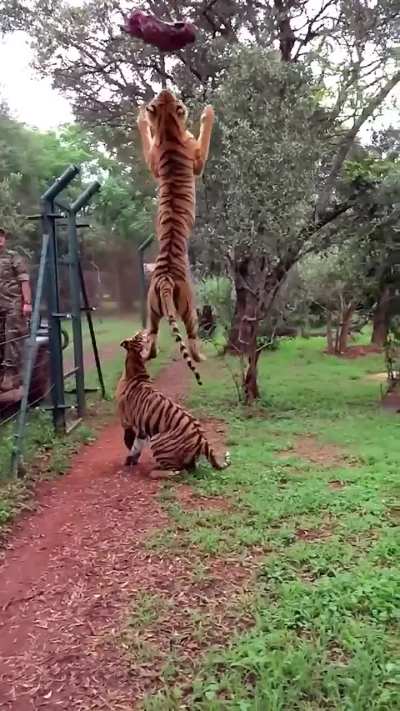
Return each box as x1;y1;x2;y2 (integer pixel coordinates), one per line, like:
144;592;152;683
142;346;157;361
125;454;139;467
201;105;215;125
137;106;148;128
143;339;158;361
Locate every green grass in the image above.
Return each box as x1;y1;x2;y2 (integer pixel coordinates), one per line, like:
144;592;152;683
63;313;137;354
141;337;400;710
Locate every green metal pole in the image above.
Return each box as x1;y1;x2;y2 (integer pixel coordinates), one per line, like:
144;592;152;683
41;166;81;433
78;260;106;399
67;210;86;417
42;165;80;202
70;180;101;213
44;198;67;434
11;233;50;475
70;180;104;399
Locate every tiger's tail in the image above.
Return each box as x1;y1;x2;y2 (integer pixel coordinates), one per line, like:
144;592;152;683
158;277;203;386
201;438;231;470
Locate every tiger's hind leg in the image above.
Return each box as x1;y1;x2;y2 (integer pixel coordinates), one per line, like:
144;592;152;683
177;283;206;363
143;283;162;361
149;431;192;478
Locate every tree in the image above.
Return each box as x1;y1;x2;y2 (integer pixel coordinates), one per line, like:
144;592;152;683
343;141;400;347
297;143;400;355
4;0;399;399
203;44;398;399
0;108;93;245
2;1;399;138
0;110;153;311
207;50;324;364
300;249;370;354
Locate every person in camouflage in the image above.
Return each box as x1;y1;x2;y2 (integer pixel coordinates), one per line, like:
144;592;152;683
0;228;32;391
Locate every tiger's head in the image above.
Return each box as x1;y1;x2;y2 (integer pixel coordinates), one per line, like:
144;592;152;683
143;89;188;135
120;331;148;359
120;331;148;376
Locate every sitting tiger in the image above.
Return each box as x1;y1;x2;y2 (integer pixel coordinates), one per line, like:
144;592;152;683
136;89;215;385
116;331;231;477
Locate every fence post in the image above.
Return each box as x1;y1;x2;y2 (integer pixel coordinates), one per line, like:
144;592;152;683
10;234;50;475
70;181;105;400
67;211;86;417
42;165;80;433
43;197;66;433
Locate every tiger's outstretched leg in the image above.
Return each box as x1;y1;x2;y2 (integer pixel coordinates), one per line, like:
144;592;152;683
194;106;215;176
177;282;206;363
144;281;162;361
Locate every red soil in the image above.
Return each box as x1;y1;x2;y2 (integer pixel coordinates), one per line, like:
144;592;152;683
0;360;217;710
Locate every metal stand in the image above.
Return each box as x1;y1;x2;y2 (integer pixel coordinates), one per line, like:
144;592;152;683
10;166;104;475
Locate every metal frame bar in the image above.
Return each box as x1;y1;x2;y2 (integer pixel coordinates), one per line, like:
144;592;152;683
9;169;104;475
78;259;106;399
10;233;50;475
42;169;79;433
69;180;104;404
67;213;86;416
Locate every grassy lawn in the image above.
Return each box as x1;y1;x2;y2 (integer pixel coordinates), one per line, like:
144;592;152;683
132;338;400;710
63;312;138;352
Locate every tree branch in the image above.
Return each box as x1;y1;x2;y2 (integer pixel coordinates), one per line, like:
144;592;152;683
316;70;400;219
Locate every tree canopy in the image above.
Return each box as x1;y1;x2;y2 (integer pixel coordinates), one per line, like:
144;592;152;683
1;0;399;397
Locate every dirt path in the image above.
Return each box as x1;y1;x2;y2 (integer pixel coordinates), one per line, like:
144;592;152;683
0;361;200;710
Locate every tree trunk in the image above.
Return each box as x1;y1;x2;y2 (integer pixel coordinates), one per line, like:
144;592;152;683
334;320;340;354
338;304;354;353
243;347;261;403
227;287;249;354
227;255;260;355
227;250;288;401
371;285;391;346
326;313;334;353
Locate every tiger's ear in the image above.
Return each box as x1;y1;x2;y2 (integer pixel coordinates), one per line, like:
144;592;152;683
120;339;129;350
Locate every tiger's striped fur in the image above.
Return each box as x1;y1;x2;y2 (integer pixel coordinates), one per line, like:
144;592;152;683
137;90;215;385
116;332;231;475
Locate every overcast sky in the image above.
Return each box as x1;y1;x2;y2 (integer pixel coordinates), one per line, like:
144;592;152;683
0;30;398;134
0;32;74;129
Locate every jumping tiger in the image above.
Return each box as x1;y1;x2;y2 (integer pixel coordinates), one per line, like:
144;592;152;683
116;331;230;478
137;89;215;385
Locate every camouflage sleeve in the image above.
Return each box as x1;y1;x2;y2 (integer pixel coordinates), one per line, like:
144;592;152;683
12;254;30;282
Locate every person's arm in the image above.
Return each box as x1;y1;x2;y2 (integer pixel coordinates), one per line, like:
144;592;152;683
21;281;32;314
13;254;32;316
